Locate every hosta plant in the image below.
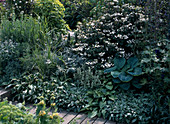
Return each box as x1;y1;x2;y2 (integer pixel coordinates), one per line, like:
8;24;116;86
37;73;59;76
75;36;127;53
104;56;143;90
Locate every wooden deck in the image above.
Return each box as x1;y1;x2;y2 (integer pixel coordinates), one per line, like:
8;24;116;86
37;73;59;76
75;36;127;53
26;104;118;124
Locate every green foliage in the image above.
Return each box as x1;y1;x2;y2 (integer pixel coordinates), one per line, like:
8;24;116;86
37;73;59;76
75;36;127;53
82;90;154;123
33;0;70;33
104;56;143;90
0;99;63;124
60;0;97;29
75;0;148;69
5;0;33;18
140;39;170;94
0;40;24;85
73;66;102;88
0;15;51;47
0;99;34;124
20;46;65;76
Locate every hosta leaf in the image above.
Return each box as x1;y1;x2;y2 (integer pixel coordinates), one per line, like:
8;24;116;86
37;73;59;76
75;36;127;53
89;110;98;118
127;57;138;68
112;78;121;83
104;66;117;74
132;79;142;89
114;57;126;70
106;83;113;90
122;64;130;71
111;71;120;78
118;83;130;90
127;67;142;76
118;72;133;82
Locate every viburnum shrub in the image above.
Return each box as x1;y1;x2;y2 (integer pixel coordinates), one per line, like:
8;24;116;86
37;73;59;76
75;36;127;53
75;0;148;69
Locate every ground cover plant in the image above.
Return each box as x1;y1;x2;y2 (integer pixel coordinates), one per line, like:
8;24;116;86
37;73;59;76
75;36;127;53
0;0;169;124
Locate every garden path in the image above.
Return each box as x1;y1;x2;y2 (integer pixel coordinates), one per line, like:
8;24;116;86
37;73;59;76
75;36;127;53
26;104;117;124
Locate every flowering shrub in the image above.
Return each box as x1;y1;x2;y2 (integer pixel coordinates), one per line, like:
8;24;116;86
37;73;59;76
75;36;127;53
75;0;148;69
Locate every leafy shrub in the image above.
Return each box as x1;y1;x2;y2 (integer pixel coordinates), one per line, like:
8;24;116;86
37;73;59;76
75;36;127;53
104;56;143;90
140;39;170;94
33;0;70;33
5;0;34;18
75;0;148;69
60;0;97;29
0;40;23;85
20;46;65;76
0;99;63;124
0;15;50;47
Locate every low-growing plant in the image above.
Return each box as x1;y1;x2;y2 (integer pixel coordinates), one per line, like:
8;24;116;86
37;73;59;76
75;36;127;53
82;90;154;123
73;66;102;88
104;56;143;90
0;99;34;124
0;98;63;124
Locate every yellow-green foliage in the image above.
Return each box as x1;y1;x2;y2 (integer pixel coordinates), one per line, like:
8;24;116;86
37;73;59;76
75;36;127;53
0;100;34;124
34;0;70;33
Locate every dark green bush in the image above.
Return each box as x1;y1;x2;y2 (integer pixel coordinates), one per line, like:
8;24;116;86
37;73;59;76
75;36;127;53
5;0;34;18
75;0;148;69
61;0;97;29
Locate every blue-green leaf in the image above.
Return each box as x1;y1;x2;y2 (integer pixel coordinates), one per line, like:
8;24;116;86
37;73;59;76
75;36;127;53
112;78;121;83
114;57;126;70
104;66;117;74
132;79;142;89
118;83;130;90
127;67;142;76
111;71;120;78
118;72;133;82
127;57;138;68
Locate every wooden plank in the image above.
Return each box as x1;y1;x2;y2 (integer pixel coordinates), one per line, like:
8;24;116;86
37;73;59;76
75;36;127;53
73;113;87;124
105;120;116;124
58;111;69;118
94;118;107;124
62;112;78;124
81;117;97;124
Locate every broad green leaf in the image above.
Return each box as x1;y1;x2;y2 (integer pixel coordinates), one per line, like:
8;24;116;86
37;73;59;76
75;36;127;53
118;83;130;90
111;71;120;78
109;96;115;101
104;66;117;74
132;79;142;89
118;72;133;82
106;84;113;90
112;78;121;83
127;67;142;76
127;57;138;68
122;64;130;71
114;57;126;70
89;110;98;118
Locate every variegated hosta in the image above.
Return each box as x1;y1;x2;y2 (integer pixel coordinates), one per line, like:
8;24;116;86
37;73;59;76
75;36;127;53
104;56;143;90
